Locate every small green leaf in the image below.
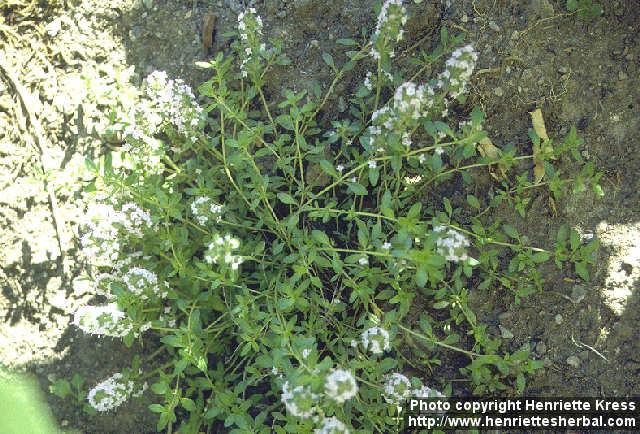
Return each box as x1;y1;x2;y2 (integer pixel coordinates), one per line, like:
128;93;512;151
50;379;72;399
575;261;589;281
181;398;196;412
277;192;297;205
349;183;368;195
503;224;519;239
149;403;165;413
336;38;357;46
321;52;335;69
312;229;331;246
466;194;480;209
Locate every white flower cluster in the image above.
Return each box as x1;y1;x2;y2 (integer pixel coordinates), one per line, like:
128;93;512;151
433;224;470;262
324;369;358;404
80;202;154;265
73;303;133;337
87;372;135;412
281;381;318;419
367;81;436;154
371;0;407;60
393;81;435;122
413;384;445;399
384;373;443;403
117;203;153;237
123;267;168;299
315;416;350;434
237;8;266;78
436;45;478;100
204;234;244;270
361;326;391;354
383;372;412;403
190;196;223;225
145;70;204;137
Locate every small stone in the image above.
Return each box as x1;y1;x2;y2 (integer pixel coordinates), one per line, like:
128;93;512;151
489;21;501;32
558;66;568;74
497;311;512;322
554;314;563;324
571;285;587;304
309;39;319;48
461;14;468;23
566;355;581;368
494;87;504;97
536;341;547;354
499;325;514;339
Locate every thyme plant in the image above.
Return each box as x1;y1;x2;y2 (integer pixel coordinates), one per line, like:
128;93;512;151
70;1;601;432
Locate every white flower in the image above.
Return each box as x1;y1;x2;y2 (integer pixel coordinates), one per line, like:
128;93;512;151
73;303;133;337
123;267;166;298
324;369;358;403
364;71;373;90
384;373;412;403
87;373;135;412
412;385;445;399
358;256;368;266
302;348;312;359
361;326;390;354
281;381;318;419
381;242;391;250
368;160;377;169
336;164;345;173
315;416;350;434
433;224;470;262
205;234;243;269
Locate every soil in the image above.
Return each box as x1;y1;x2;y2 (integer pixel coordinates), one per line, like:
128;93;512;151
0;0;637;432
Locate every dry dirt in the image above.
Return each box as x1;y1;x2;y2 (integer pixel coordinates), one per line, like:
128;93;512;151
0;0;638;432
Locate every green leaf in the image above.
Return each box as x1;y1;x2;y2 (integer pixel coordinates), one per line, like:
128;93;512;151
575;261;589;281
466;194;480;209
71;373;84;390
50;379;72;399
336;38;357;46
312;229;331;246
321;52;335;69
319;160;338;178
181;398;196;412
433;301;449;309
348;183;368;195
149;403;165;413
369;168;379;186
443;198;452;216
503;224;519;239
566;0;578;11
277;192;297;205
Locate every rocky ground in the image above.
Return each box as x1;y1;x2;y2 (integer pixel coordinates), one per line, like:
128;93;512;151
0;0;637;432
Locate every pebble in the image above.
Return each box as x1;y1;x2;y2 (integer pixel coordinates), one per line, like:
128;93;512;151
494;87;504;97
499;325;514;339
566;355;581;368
489;21;501;32
554;314;563;324
536;341;547;354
